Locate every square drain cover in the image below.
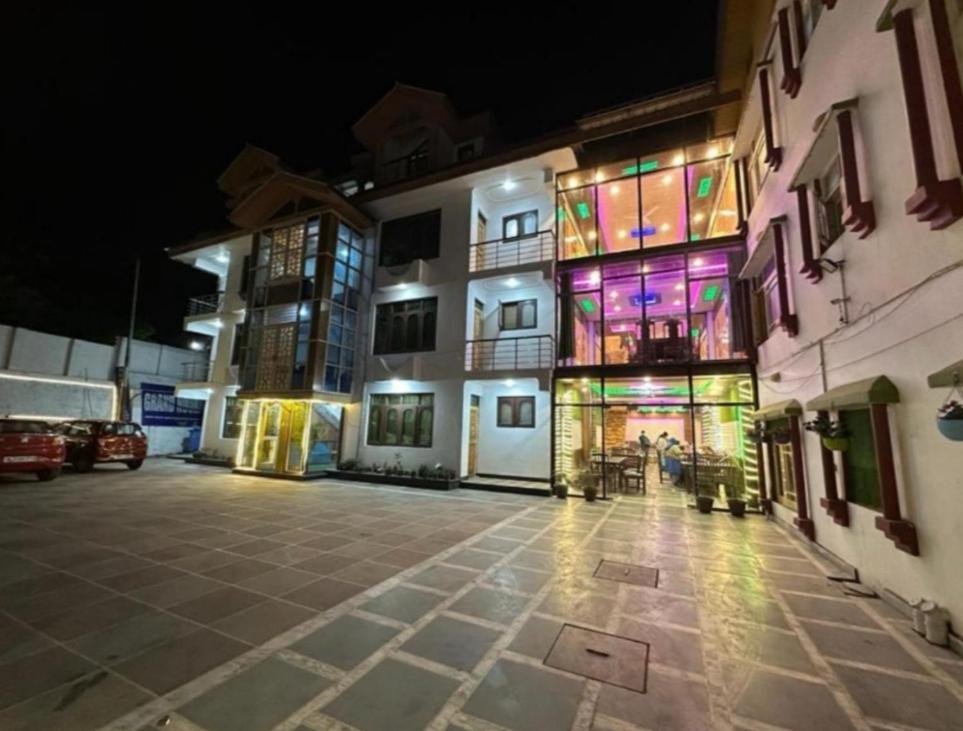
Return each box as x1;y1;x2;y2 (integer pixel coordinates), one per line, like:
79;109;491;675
594;559;659;588
544;624;649;692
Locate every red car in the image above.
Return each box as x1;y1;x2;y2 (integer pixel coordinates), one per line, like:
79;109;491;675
59;420;148;472
0;419;66;481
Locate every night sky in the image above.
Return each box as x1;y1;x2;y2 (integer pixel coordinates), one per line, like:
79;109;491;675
3;2;718;347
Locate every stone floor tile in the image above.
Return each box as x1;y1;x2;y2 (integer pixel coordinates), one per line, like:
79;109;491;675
0;671;150;731
445;548;504;571
803;621;925;673
113;628;250;694
832;662;963;730
68;610;196;666
361;585;446;624
374;547;433;568
508;615;565;659
618;618;704;675
782;593;880;629
408;564;478;592
291;614;400;670
202;557;275;583
27;594;151;641
402;615;500;671
289;552;359;576
168;586;266;624
126;573;221;608
596;668;711;731
237;566;318;595
723;661;856;731
322;658;459;731
213;599;314;645
179;656;331;731
486;564;551;595
331;560;404;587
538;587;617;627
450;586;531;626
718;621;815;675
282;577;367;611
0;645;95;710
464;658;583;731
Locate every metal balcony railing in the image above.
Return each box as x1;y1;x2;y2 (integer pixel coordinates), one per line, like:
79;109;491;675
186;292;223;316
181;361;213;382
465;335;554;371
469;230;555;273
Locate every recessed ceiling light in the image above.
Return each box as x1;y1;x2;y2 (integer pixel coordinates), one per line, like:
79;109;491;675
588;270;600;284
215;252;229;264
613;305;622;312
189;341;204;351
693;257;704;266
672;154;685;166
693;213;705;223
662;174;673;186
609;291;618;299
610;185;620;196
707;146;719;158
502;179;517;191
588;231;597;240
569;178;580;188
506;277;519;287
504;379;515;387
674;283;684;291
581;377;589;384
673;299;681;306
595;171;604;183
617;229;627;239
660;223;670;232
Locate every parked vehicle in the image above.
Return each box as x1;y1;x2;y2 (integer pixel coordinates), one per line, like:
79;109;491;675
58;420;148;472
0;418;66;481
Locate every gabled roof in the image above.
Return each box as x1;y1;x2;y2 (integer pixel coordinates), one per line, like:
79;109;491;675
352;83;459;149
227;171;371;230
217;144;282;199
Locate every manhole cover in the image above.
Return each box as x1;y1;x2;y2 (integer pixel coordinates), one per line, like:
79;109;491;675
594;559;659;588
544;624;649;692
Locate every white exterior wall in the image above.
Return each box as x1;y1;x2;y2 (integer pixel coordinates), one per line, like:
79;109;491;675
473;379;551;479
742;1;963;628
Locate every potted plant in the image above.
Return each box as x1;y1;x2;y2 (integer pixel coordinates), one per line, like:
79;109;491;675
746;426;766;444
805;415;849;451
553;473;569;499
937;400;963;441
770;428;791;445
695;488;715;514
576;472;599;502
726;486;747;517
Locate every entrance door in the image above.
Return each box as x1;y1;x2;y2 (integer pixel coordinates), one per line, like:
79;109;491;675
477;212;487;243
254;401;308;474
468;395;480;475
472;299;484;369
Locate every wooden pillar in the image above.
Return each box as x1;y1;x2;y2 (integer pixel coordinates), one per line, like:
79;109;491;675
756;440;771;514
870;404;919;554
835;110;876;237
772;222;799;336
789;415;815;540
892;8;963;228
758;66;783;170
816;410;848;525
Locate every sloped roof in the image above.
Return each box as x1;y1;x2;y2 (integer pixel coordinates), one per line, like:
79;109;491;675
352;83;458;149
217;144;282;199
227;171;371;230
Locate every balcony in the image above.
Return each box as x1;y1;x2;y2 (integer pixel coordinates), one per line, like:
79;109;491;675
180;360;213;383
186;293;224;316
469;231;554;273
465;335;554;372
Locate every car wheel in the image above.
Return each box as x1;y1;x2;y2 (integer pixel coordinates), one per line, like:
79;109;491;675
73;453;94;473
126;459;143;471
36;469;61;482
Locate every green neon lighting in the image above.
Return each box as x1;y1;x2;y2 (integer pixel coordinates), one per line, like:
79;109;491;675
691;234;701;241
691;327;700;338
702;284;720;302
696;176;712;198
576;202;591;219
580;298;596;313
622;165;639;175
557;207;566;221
640;160;659;173
587;379;715;399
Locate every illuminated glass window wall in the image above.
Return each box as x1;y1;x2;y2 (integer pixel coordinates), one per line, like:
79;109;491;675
556;138;739;260
557;245;751;368
553;372;759;501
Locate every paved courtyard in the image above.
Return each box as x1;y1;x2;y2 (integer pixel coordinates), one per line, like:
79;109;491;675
1;461;962;731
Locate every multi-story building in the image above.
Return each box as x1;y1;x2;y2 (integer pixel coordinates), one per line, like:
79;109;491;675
726;0;963;632
168;0;963;635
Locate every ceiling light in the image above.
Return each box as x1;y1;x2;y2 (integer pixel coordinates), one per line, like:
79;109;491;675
720;209;737;217
581;377;589;384
594;171;604;183
588;270;600;285
673;299;681;306
672;153;685;166
502;179;517;191
613;305;622;312
617;229;627;239
215;252;229;264
693;257;704;266
609;291;618;300
693;213;705;223
189;341;204;351
643;376;652;383
642;265;650;274
569;178;580;188
587;231;597;240
565;236;577;243
504;379;515;387
660;223;670;232
674;283;684;291
506;277;519;287
661;174;673;186
707;146;719;158
610;185;620;196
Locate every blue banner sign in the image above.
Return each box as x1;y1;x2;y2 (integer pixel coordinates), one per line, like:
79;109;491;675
141;383;204;427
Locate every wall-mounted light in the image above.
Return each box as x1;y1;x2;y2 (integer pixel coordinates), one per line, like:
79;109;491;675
215;252;229;264
502;179;517;192
503;379;515;387
506;277;519;288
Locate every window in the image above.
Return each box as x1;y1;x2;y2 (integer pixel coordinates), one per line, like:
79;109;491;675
840;409;882;510
800;0;822;45
222;396;242;439
814;157;845;250
752;258;780;343
325;222;367;394
267;224;304;280
497;396;535;428
373;297;438;354
499;299;537;331
456;143;476;161
367;394;433;446
502;210;538;240
748;129;769;200
379;210;441;267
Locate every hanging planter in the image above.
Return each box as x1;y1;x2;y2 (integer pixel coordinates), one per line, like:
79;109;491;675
822;436;850;452
772;430;792;445
937;399;963;442
746;427;766;444
805;415;849;451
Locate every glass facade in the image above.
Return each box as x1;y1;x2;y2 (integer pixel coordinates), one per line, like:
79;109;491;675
553;373;759;501
235;399;343;476
557;245;750;368
556;138;738;260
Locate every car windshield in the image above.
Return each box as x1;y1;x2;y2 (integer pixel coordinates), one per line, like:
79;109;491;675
60;422;98;436
0;420;51;434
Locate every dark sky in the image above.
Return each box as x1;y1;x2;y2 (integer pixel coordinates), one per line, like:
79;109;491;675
2;2;718;347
